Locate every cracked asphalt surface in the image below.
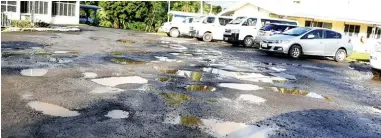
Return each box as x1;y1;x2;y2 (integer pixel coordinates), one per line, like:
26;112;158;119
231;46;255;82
2;26;381;138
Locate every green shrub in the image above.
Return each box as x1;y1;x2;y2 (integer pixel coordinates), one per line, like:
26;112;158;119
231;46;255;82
10;20;33;28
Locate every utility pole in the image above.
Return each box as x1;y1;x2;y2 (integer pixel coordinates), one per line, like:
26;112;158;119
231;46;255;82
167;0;170;22
200;0;203;15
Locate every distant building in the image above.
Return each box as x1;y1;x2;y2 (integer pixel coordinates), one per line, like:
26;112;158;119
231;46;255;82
217;0;381;52
1;1;80;24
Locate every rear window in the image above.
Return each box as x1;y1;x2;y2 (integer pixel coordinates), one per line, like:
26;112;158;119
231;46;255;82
262;24;296;32
325;30;341;39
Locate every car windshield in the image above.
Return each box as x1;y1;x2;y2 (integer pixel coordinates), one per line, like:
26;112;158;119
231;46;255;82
282;27;312;36
228;17;246;24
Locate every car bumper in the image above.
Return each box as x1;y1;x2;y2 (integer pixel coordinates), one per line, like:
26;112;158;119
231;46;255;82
223;33;240;43
259;43;289;54
371;52;381;70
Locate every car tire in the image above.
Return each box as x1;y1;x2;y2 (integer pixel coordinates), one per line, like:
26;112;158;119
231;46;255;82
170;28;180;38
203;32;213;42
334;48;347;62
372;68;381;79
243;36;254;47
288;45;303;59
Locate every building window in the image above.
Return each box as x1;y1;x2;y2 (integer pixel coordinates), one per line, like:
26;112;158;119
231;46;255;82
305;21;332;29
367;26;381;39
1;1;17;12
344;24;360;37
52;1;76;16
20;1;48;14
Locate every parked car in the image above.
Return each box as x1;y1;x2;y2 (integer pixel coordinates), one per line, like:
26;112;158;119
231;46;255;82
254;23;297;47
190;16;233;42
223;17;298;47
159;16;195;37
370;39;381;78
259;27;353;62
79;16;93;24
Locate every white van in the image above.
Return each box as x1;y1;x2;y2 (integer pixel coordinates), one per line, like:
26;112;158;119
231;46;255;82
190;16;233;42
159;16;195;37
370;39;381;78
223;17;298;47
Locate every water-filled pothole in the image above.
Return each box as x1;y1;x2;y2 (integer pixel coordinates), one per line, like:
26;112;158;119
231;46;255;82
110;57;145;65
185;85;216;92
161;70;204;81
159;92;190;106
2;51;27;58
116;39;135;44
157;77;173;82
265;87;332;101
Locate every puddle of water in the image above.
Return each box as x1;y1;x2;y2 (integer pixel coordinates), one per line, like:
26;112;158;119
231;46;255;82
111;51;124;56
163;115;273;138
161;70;203;81
155;56;179;62
20;68;48;76
169;44;188;50
265;87;332;101
185;85;216;92
57;58;73;64
205;98;218;103
90;87;124;94
111;57;145;65
159;92;190;106
35;52;52;56
91;76;148;87
116;39;135;44
204;67;289;83
105;110;129;119
270;67;286;72
269;72;296;80
83;72;97;78
157;77;172;82
2;51;27;58
237;94;266;104
218;83;262;91
27;101;80;117
53;51;69;54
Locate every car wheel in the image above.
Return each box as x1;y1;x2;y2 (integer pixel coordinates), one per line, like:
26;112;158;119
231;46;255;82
243;36;253;47
372;68;381;79
288;45;303;59
170;28;180;38
203;32;213;42
334;48;347;62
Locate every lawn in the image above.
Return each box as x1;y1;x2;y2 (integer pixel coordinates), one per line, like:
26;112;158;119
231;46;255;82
347;52;370;62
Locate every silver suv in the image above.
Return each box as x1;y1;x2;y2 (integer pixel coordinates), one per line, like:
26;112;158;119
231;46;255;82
259;27;353;62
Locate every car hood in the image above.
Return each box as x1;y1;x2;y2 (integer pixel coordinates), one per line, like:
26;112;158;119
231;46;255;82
267;34;298;41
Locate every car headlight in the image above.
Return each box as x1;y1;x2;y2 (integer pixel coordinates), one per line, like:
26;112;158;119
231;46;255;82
231;29;240;33
274;40;290;44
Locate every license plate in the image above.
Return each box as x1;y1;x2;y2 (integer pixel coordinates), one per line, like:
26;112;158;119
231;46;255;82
261;43;268;48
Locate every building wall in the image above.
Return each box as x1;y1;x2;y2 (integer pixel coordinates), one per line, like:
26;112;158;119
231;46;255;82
232;4;271;17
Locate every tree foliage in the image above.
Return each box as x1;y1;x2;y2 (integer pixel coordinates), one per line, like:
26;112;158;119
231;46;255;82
80;1;222;32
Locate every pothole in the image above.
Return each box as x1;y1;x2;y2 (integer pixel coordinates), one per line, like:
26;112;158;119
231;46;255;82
105;110;129;119
237;94;266;104
159;92;190;106
161;70;204;81
20;68;48;76
116;39;135;44
157;77;173;82
2;51;27;58
110;57;145;65
27;101;80;117
185;85;216;92
218;83;263;91
91;76;148;87
265;87;332;101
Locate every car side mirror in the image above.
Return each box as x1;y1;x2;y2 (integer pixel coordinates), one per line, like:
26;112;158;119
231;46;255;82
307;34;315;39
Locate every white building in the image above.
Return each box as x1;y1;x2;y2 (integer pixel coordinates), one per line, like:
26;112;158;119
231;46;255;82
1;1;80;24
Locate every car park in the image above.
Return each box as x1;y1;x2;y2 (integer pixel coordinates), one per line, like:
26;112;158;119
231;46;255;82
259;27;353;62
370;39;381;78
254;23;297;48
223;17;298;47
190;16;233;42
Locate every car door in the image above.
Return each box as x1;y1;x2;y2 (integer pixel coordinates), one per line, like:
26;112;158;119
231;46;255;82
239;18;258;40
298;29;325;55
324;30;341;56
213;17;232;40
179;18;193;35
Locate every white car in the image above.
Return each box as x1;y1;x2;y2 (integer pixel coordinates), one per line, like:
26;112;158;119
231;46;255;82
191;16;233;42
223;17;298;47
370;39;381;78
159;17;195;37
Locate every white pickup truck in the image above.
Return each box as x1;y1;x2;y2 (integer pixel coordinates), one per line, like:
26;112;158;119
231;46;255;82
190;16;233;42
370;39;381;78
223;17;298;47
